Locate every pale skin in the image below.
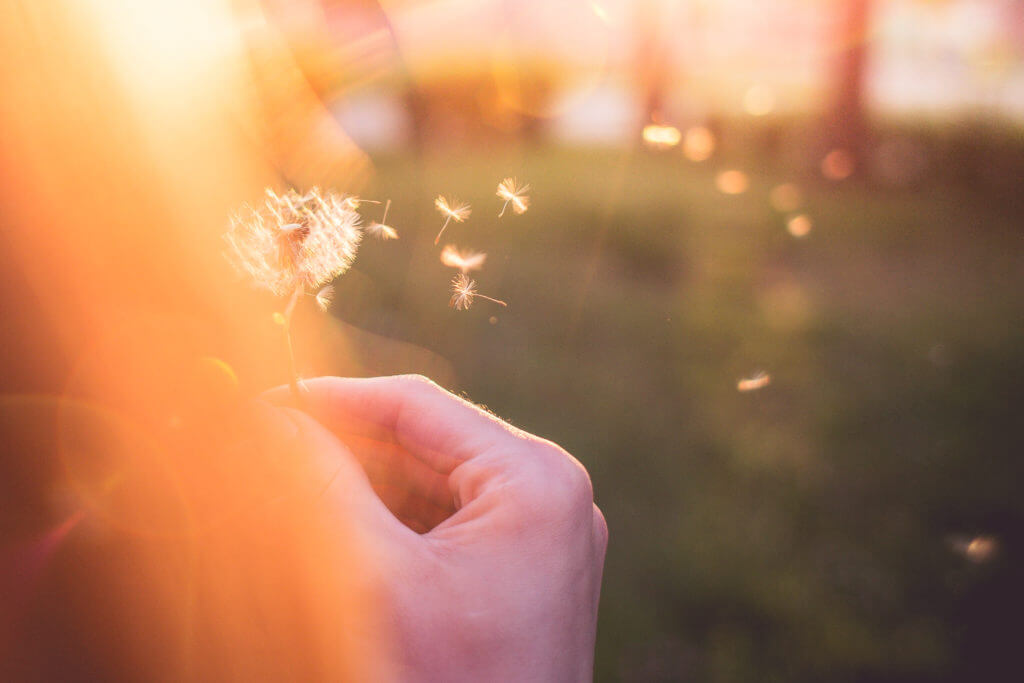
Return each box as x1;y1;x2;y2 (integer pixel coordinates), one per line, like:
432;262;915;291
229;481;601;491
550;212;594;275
264;375;607;682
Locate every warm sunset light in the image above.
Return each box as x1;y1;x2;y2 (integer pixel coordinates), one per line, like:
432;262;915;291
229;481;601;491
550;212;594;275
5;0;1024;680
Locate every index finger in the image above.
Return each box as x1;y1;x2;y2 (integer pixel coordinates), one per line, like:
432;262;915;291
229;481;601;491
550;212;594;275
263;375;532;474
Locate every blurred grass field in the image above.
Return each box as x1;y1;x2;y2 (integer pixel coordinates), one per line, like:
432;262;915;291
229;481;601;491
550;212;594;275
332;145;1024;682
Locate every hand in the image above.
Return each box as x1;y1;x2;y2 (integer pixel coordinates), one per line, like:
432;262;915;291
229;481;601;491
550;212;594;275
265;375;607;682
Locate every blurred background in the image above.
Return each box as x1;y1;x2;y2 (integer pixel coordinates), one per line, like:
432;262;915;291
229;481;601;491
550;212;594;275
5;0;1024;681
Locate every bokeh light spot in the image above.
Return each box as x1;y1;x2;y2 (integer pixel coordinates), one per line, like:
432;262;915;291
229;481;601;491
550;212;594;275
787;214;812;238
822;148;855;180
683;126;715;162
716;170;749;195
642;123;681;149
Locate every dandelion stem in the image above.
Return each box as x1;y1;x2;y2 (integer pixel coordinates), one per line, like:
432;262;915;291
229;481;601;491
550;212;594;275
499;201;509;218
282;284;304;404
435;217;451;245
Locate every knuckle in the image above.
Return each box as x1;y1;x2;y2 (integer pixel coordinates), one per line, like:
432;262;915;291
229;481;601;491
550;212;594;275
520;440;594;512
391;374;444;397
392;373;435;389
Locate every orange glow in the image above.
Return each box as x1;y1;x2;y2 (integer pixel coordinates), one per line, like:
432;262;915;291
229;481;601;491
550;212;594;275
642;123;682;149
770;183;803;212
0;0;390;678
683;126;716;161
787;214;813;238
716;170;749;195
822;148;855;180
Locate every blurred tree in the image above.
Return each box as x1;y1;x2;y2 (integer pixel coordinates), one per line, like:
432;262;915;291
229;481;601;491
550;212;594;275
826;0;872;175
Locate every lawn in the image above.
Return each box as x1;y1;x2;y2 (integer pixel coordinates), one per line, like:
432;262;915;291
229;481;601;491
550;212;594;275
328;145;1024;682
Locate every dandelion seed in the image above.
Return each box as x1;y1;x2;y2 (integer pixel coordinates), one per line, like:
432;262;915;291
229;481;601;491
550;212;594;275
449;273;506;311
440;244;487;273
496;178;530;217
737;371;771;392
434;196;471;244
950;535;999;563
315;285;335;312
342;196;381;211
366;199;399;240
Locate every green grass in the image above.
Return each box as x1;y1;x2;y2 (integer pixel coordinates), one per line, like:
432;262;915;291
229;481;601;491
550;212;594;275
334;146;1024;682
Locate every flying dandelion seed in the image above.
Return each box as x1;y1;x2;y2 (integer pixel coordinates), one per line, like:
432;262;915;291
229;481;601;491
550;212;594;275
449;273;506;311
737;372;771;392
949;534;999;563
342;196;381;211
440;244;487;273
496;178;530;217
367;200;399;240
225;187;362;400
642;124;681;149
315;285;335;312
965;536;998;563
434;196;471;244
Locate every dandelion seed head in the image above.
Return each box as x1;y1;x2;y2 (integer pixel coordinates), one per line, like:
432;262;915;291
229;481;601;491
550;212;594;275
435;196;471;222
315;285;335;312
440;244;487;273
496;178;530;216
225;187;362;296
